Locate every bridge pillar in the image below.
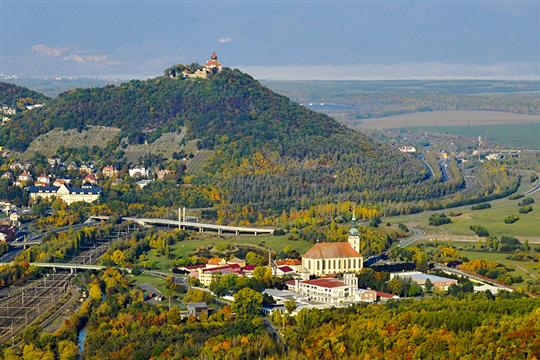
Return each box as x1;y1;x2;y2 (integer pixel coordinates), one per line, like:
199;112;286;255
255;232;258;236
199;227;203;233
235;230;239;235
218;229;222;235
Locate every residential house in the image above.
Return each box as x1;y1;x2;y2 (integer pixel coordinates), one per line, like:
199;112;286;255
275;259;302;272
102;165;118;178
227;257;246;267
156;169;174;181
186;302;209;319
376;291;400;302
35;174;51;186
356;288;377;303
84;173;98;185
207;257;227;268
129;166;149;178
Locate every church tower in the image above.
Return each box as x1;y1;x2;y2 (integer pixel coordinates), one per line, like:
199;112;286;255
348;212;361;253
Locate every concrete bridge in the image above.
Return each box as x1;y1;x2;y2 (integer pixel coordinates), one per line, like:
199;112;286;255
0;262;126;273
90;216;275;235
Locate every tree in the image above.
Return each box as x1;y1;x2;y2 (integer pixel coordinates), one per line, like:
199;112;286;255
407;282;422;297
89;282;102;300
165;276;181;309
232;288;263;318
58;340;79;360
387;277;405;296
110;249;127;267
284;299;297;315
424;278;433;293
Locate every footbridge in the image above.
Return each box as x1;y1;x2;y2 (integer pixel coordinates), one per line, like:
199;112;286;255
90;216;275;235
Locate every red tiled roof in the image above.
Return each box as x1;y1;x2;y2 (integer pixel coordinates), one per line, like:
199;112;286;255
242;265;256;271
285;280;295;286
278;266;294;273
376;291;398;299
203;264;241;273
301;278;346;289
275;259;302;266
207;257;225;265
303;242;361;259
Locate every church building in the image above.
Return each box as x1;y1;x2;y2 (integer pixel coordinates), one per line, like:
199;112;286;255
301;215;363;276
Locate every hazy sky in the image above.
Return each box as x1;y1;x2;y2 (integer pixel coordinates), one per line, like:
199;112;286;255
1;1;539;79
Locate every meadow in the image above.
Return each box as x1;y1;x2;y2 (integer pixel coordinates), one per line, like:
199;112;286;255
388;180;540;242
143;232;312;273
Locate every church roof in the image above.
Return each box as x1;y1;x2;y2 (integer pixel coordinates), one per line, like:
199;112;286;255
303;242;361;259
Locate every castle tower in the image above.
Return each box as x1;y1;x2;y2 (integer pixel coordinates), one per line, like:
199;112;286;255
204;51;222;73
348;211;361;253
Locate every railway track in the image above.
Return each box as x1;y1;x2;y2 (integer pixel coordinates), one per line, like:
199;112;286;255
0;226;135;343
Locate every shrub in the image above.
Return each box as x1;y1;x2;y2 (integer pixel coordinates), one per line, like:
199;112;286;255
470;225;489;237
471;203;491;210
504;215;519;224
518;197;534;206
508;194;524;200
429;213;452;226
519;205;533;214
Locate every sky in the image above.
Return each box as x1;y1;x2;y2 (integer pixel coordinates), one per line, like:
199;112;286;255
1;0;539;80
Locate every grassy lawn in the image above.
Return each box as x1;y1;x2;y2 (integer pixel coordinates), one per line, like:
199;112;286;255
143;232;313;273
388;182;540;242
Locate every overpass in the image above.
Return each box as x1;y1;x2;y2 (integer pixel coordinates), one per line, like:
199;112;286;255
0;262;106;272
90;216;275;235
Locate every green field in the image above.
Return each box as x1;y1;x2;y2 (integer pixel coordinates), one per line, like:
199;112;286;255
388;181;540;242
143;233;312;272
405;123;540;149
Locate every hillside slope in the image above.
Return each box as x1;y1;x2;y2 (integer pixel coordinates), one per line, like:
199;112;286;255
0;82;50;107
0;69;457;210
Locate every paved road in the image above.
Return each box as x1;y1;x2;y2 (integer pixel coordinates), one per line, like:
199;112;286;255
523;180;540;196
398;228;425;248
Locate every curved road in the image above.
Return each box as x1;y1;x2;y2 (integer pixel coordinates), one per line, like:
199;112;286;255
523;180;540;196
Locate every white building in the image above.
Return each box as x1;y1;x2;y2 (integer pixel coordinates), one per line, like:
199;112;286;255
399;146;417;153
28;183;101;205
287;273;358;305
390;271;458;291
129;166;149;178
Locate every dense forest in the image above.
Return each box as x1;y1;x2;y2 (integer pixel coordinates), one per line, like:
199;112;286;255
0;69;459;211
0;82;49;108
3;273;538;359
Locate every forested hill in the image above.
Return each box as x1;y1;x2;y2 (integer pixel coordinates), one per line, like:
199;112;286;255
0;82;50;107
0;69;456;210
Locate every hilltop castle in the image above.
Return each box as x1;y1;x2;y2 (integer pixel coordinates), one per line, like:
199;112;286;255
168;52;223;79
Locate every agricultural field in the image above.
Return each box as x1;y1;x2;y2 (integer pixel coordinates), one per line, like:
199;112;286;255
143;232;312;273
23;126;121;158
405;123;540;149
352;111;540;129
388;180;540;242
351;111;540;149
186;149;214;174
